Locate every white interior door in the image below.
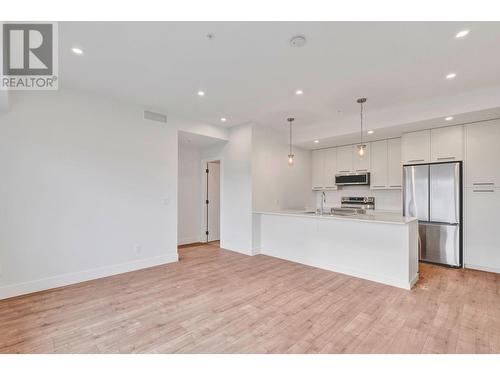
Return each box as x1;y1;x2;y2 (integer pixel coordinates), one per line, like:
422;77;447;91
206;161;220;242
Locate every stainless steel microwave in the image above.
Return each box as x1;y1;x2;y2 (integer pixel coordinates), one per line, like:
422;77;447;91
335;172;370;186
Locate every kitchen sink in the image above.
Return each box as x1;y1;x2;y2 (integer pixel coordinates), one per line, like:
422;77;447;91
302;208;360;217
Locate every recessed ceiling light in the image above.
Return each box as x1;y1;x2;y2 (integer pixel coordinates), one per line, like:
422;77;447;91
197;90;205;96
456;30;470;38
314;140;319;143
446;73;457;79
71;47;83;55
367;130;374;134
445;116;454;121
220;117;227;122
295;89;303;95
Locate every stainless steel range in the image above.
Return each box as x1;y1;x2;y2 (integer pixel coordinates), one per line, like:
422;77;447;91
330;196;375;216
341;196;375;210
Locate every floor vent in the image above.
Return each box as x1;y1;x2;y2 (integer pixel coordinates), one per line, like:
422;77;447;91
144;110;167;123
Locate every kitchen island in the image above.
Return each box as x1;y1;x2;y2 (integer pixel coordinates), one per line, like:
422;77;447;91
252;210;419;290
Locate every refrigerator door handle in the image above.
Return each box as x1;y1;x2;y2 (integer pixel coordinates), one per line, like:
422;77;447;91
426;221;460;226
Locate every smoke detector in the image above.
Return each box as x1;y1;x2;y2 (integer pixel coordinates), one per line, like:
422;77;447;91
290;35;306;48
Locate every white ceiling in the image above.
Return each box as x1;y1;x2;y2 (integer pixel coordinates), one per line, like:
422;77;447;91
298;106;500;150
59;22;500;143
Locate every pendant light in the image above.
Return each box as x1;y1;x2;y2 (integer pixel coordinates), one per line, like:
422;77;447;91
356;98;367;158
287;117;295;166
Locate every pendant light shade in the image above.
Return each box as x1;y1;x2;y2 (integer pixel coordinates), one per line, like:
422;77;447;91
356;98;367;159
287;117;295;166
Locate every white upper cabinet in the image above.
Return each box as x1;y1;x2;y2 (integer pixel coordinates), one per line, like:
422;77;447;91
387;138;402;188
336;145;353;173
370;140;388;189
323;148;337;188
311;148;337;190
370;138;402;189
431;125;464;162
401;130;430;164
465;119;500;188
352;143;371;172
311;149;324;189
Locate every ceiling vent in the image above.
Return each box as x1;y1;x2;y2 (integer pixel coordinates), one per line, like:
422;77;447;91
144;110;167;123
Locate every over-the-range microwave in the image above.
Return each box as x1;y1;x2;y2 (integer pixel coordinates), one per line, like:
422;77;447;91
335;172;370;186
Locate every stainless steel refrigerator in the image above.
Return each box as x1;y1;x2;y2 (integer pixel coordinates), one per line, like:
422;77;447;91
403;162;462;267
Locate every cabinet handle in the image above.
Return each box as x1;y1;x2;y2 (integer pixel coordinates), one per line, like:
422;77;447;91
408;159;425;163
472;182;494;186
371;185;385;188
338;170;350;173
389;185;402;188
437;157;455;160
356;169;368;172
473;189;495;193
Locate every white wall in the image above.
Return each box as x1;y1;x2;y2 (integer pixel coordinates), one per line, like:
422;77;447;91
252;125;315;212
177;143;202;245
200;124;254;255
0;89;226;299
315;186;402;212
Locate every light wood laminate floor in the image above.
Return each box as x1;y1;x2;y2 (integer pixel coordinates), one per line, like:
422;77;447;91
1;243;499;353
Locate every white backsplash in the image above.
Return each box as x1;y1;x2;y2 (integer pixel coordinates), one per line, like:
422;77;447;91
314;185;402;212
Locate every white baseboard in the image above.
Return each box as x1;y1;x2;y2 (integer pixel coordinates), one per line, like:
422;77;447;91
178;236;201;246
0;252;178;300
410;273;419;289
464;263;500;274
220;243;254;256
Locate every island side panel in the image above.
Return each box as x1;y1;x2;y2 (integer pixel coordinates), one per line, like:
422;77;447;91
259;213;415;289
408;219;419;287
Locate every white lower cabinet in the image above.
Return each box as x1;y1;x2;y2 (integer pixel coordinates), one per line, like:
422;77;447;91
465;187;500;273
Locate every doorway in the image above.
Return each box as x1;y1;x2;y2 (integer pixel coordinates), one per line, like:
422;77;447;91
204;161;220;242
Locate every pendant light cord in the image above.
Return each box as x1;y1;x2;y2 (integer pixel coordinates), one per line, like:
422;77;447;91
287;117;294;156
357;98;367;147
360;101;363;146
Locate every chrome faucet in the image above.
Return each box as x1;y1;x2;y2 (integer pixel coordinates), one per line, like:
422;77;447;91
320;191;327;215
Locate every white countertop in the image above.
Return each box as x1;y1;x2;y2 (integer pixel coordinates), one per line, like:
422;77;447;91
253;209;417;225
